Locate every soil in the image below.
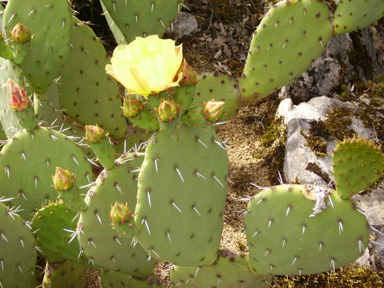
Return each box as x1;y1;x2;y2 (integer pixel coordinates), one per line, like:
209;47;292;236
78;0;384;287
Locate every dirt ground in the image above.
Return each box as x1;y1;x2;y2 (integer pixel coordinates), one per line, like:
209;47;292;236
81;0;384;287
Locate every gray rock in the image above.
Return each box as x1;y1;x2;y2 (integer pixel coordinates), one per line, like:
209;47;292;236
167;12;199;38
279;27;384;104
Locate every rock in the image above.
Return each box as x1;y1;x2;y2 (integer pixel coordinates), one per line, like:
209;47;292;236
279;27;384;104
167;12;199;38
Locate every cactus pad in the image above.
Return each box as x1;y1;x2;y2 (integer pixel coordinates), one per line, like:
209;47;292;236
57;17;128;139
244;184;369;275
333;0;384;34
239;0;332;101
3;0;72;93
192;72;240;122
78;152;156;278
101;271;162;288
0;127;92;219
134;123;228;266
42;259;88;288
170;250;273;288
100;0;184;44
0;202;37;287
31;202;91;265
332;137;384;199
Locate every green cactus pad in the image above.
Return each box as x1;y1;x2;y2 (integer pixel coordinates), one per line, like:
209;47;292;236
170;250;273;288
192;72;240;121
244;184;369;276
3;0;72;93
239;0;332;101
0;202;37;287
101;271;162;288
100;0;184;44
134;123;228;266
333;0;384;34
42;259;88;288
0;58;27;138
78;152;156;278
31;202;92;264
332;137;384;199
57;17;128;140
0;127;92;219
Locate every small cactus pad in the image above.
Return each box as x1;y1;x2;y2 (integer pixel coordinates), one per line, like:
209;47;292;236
0;202;37;287
170;250;273;288
101;271;162;288
3;0;72;93
332;137;384;199
57;17;128;139
333;0;384;34
42;259;88;288
31;202;91;265
239;0;332;101
192;72;240;121
134;123;228;266
100;0;184;44
244;184;369;276
0;127;92;219
78;153;156;278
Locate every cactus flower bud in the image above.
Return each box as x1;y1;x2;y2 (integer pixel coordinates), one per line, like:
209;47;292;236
10;23;32;44
177;59;197;86
52;167;75;192
157;99;179;122
122;97;143;118
7;79;31;111
203;99;225;123
84;124;105;144
110;202;132;226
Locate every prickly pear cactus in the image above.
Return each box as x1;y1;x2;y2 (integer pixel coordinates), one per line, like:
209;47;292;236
0;127;92;219
78;152;156;278
170;250;273;288
134;123;228;266
100;0;184;44
42;259;88;288
244;184;369;275
333;0;384;34
332;137;384;199
57;17;129;140
0;201;37;287
3;0;72;93
101;271;162;288
239;0;332;101
31;202;92;265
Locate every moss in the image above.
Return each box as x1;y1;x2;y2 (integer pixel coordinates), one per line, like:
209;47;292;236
253;116;287;185
301;128;328;157
306;162;332;184
271;263;384;287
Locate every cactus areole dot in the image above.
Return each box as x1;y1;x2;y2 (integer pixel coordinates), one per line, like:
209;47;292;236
105;35;183;98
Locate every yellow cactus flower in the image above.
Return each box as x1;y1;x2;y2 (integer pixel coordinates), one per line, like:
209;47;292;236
106;35;183;98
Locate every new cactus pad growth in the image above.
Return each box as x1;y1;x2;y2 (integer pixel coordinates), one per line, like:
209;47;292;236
332;137;384;199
